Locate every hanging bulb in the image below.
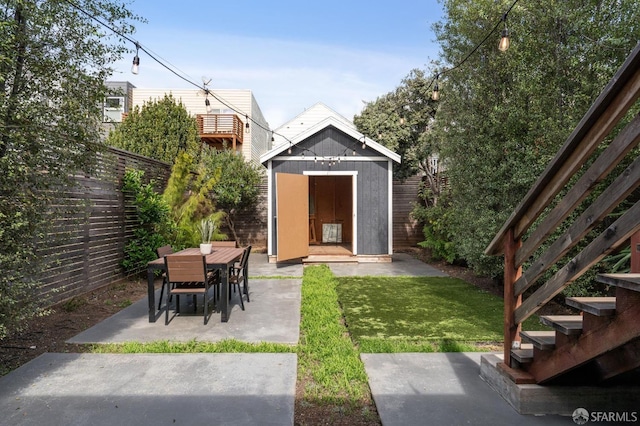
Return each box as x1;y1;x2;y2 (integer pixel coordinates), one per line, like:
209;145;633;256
245;115;250;132
432;82;440;101
205;98;212;113
432;74;440;101
131;43;140;75
353;149;356;156
362;142;366;149
400;117;405;125
499;14;510;52
301;151;305;158
287;145;292;154
314;156;317;163
338;157;341;164
271;133;275;142
498;28;510;51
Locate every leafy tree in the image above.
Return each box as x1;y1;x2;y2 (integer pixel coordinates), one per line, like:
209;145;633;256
430;0;640;277
106;93;201;164
355;69;438;181
0;0;139;338
163;152;226;247
200;145;264;244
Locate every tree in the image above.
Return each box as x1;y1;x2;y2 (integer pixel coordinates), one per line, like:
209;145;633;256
106;94;202;164
430;0;640;277
200;145;264;244
354;69;438;181
163;152;226;248
0;0;140;338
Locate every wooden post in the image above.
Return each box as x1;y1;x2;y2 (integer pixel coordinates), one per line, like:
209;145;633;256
503;228;523;366
631;231;640;273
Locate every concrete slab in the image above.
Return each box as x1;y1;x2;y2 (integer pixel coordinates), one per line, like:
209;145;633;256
68;278;301;345
480;353;640;416
328;253;449;277
362;352;578;426
0;352;296;426
248;253;303;277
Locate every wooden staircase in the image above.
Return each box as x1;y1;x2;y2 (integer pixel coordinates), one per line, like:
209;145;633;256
512;274;640;384
484;41;640;400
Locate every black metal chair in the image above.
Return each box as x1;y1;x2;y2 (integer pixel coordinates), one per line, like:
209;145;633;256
164;254;220;325
228;245;251;310
156;245;173;310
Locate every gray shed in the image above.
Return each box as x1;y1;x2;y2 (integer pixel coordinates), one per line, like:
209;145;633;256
260;107;401;263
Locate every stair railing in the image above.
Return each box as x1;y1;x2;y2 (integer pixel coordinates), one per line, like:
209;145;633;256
485;41;640;367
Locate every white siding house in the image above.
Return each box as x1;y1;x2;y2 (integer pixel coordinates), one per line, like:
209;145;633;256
130;88;271;164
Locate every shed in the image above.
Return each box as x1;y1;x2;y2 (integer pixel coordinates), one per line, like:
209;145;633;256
260;104;401;263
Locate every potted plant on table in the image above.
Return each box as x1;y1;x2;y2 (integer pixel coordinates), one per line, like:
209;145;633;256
197;218;215;254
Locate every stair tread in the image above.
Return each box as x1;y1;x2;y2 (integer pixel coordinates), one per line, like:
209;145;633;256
539;315;583;335
596;273;640;292
565;296;616;316
511;347;534;363
520;330;556;350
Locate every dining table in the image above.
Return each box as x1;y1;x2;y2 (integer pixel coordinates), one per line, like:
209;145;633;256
146;247;244;323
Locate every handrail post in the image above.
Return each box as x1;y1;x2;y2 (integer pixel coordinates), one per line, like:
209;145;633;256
503;227;522;366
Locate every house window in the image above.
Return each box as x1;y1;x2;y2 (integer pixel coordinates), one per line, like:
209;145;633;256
103;96;125;122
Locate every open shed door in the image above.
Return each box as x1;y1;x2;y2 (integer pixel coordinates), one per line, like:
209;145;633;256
276;173;309;262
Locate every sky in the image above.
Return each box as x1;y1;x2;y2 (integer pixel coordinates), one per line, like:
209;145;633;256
111;0;445;128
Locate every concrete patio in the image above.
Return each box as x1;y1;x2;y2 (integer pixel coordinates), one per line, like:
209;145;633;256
0;253;599;425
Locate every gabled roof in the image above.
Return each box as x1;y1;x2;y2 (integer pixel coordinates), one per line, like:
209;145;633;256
272;102;355;146
260;115;401;164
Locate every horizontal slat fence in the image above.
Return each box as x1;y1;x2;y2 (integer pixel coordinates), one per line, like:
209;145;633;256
37;147;419;305
40;147;171;304
393;175;423;247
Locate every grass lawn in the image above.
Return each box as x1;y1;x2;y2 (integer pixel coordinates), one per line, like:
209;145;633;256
336;275;547;353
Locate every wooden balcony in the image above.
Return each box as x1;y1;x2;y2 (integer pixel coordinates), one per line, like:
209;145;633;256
197;114;244;150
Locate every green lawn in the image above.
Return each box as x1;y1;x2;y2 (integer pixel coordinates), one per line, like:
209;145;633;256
336;275;547;352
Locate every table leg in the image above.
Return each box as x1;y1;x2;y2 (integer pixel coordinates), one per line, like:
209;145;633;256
220;265;229;322
147;268;156;323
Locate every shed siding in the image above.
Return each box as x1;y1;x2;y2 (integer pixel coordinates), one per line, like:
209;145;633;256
271;126;390;255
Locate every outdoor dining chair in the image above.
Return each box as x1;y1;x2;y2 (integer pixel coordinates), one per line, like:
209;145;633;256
164;254;220;325
156;245;173;310
228;245;251;310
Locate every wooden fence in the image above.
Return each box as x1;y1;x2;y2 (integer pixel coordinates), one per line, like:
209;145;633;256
40;147;171;304
38;148;422;305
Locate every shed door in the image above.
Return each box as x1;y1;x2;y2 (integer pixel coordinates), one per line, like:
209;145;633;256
276;173;309;261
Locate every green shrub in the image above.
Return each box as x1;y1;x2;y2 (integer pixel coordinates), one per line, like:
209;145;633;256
121;169;174;275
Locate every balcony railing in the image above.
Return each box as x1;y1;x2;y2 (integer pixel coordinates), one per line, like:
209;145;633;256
196;114;244;148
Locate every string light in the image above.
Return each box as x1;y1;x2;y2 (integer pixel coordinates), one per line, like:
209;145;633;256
204;98;212;113
426;0;519;100
131;42;140;75
432;74;440;101
499;13;510;52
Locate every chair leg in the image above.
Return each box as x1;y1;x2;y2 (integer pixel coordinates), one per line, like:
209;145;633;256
158;280;165;310
203;290;208;325
245;278;250;303
165;288;171;325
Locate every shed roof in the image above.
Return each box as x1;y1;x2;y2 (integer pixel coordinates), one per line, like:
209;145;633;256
271;102;354;146
260;115;401;165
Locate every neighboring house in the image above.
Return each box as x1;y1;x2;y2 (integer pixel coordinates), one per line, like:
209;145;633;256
260;103;401;263
101;81;136;138
130;88;271;164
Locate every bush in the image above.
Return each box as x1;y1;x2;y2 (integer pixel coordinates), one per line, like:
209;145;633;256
121;169;174;275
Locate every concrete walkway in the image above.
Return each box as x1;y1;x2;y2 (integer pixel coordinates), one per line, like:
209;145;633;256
0;252;587;425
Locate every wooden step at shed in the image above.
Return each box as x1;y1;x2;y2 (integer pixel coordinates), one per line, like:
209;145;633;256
539;315;583;335
596;273;640;292
565;297;616;316
511;343;534;364
520;331;556;350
